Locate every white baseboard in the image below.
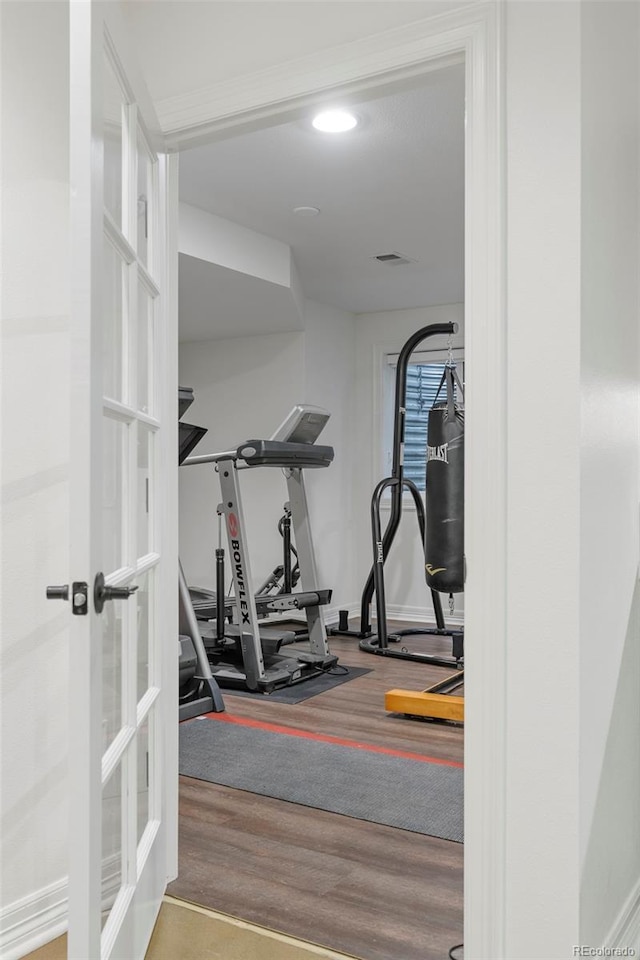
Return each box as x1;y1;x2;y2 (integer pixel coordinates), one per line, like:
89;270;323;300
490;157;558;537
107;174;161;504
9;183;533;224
0;877;68;960
605;874;640;952
324;602;464;628
385;603;464;627
259;601;464;629
0;858;122;960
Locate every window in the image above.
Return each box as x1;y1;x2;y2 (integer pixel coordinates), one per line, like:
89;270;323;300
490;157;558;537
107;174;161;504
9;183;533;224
383;350;464;494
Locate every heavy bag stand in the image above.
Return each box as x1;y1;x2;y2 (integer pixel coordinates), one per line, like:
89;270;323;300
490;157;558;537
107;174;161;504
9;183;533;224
335;322;464;668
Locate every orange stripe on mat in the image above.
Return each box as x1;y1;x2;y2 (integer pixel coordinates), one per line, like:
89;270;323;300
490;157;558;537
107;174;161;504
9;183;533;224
200;711;463;769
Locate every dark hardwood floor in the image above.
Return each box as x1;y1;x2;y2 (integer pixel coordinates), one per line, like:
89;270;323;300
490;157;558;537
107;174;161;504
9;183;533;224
169;626;464;960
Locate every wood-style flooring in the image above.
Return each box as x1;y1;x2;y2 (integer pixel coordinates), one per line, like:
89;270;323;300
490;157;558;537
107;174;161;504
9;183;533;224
169;626;464;960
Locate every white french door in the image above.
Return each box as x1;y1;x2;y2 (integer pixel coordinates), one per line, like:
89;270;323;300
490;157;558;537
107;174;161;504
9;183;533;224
67;4;177;958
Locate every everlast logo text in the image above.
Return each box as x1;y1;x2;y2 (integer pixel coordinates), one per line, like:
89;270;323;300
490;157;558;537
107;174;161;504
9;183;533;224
427;443;449;464
231;539;251;624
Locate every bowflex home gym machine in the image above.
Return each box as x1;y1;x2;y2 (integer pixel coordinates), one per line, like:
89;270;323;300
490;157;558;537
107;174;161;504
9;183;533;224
333;322;465;683
188;502;304;633
182;404;338;693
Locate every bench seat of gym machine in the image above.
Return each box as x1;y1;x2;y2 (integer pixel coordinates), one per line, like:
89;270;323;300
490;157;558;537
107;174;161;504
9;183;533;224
189;586;333;621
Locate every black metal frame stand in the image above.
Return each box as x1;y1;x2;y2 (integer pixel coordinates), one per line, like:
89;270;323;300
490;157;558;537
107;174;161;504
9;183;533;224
331;321;464;667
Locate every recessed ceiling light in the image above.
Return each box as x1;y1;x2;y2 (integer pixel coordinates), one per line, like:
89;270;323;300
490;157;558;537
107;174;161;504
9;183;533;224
293;206;321;216
311;109;358;133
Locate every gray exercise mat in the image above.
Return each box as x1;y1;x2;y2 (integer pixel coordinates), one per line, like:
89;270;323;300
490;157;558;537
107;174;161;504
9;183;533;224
223;665;372;703
179;718;463;842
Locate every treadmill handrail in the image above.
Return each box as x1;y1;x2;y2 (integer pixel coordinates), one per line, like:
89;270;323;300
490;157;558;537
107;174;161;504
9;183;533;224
182;449;237;466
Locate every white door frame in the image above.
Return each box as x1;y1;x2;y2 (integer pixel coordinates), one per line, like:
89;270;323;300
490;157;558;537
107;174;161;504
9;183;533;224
161;2;507;955
159;151;180;883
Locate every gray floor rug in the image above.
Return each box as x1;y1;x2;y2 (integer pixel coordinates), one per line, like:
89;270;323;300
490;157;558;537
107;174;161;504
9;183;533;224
179;717;463;842
223;665;371;703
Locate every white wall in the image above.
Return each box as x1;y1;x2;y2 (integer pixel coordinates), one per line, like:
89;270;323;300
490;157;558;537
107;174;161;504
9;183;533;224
503;3;582;954
177;202;303;342
0;0;70;945
179;202;292;287
302;299;358;614
178;332;305;592
503;1;640;955
579;1;640;946
353;304;464;623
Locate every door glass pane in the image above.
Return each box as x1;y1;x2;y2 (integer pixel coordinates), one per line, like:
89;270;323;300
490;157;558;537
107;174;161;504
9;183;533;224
137;280;153;415
137;424;153;557
101;764;123;931
103;238;126;402
103;55;125;227
136;571;151;702
137;715;151;847
103;416;127;573
137;126;153;268
102;596;123;753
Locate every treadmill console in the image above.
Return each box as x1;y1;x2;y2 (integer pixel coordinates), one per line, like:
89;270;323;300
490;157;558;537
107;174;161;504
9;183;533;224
270;405;330;445
237;440;334;469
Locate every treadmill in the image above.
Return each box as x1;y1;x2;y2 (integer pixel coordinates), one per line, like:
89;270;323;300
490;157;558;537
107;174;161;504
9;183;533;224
182;404;339;693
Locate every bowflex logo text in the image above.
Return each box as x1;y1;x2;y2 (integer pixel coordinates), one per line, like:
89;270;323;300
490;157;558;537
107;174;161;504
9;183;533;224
230;539;250;624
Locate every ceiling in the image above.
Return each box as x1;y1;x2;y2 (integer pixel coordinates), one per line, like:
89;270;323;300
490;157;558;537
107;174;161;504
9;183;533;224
178;63;465;317
123;1;465;106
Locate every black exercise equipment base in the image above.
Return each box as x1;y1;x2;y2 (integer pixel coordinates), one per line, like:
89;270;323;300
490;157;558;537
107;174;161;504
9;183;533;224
179;677;225;720
206;652;339;694
330;626;374;639
359;635;463;669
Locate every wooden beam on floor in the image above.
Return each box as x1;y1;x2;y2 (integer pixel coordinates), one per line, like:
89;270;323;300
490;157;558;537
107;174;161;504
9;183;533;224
385;688;465;722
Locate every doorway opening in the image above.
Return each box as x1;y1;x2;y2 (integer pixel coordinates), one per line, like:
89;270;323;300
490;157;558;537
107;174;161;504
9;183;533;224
173;61;465;960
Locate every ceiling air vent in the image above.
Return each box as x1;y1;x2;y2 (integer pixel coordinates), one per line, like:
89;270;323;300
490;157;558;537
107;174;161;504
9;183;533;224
372;252;416;266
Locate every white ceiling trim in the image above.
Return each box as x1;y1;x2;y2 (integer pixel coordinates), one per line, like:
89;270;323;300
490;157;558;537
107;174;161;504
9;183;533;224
159;2;486;149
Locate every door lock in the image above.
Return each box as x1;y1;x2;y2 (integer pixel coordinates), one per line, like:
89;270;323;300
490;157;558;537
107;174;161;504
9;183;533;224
46;582;88;615
93;572;139;614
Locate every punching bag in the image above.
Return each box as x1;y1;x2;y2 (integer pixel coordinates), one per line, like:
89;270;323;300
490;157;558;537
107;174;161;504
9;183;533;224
425;364;464;594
